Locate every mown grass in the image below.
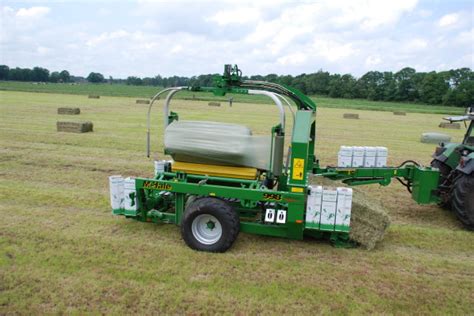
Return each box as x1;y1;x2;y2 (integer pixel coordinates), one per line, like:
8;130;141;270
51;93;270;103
0;80;464;115
0;91;473;314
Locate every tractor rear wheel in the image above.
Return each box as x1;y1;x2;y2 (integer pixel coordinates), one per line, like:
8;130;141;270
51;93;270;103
452;173;474;230
181;197;240;252
431;159;453;209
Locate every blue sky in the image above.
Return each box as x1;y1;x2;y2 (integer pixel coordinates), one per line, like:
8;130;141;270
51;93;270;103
0;0;472;78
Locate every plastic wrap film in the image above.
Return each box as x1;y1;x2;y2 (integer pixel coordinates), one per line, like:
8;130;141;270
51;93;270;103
164;121;272;170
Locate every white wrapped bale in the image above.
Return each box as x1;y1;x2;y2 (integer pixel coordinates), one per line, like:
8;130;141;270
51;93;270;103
164;121;272;170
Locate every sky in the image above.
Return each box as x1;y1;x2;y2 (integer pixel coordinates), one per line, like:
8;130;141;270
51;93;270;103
0;0;473;78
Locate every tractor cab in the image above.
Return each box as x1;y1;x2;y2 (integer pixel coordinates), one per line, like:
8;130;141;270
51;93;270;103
443;106;474;146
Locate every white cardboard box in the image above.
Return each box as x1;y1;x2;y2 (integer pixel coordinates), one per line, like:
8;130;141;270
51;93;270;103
123;177;138;211
109;175;124;210
306;185;323;228
338;146;353;167
352;146;365;167
375;146;388;167
364;146;377;167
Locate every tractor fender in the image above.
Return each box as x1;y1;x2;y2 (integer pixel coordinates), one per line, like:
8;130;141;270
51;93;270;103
431;142;458;163
456;153;474;175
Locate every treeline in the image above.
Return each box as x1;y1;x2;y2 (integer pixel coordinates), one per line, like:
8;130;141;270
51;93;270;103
116;67;474;107
1;64;472;107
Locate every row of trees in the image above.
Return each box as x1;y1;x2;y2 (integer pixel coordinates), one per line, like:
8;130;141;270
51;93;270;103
0;65;71;83
0;64;472;107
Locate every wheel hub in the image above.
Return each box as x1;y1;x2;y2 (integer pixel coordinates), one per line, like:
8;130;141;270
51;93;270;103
191;214;222;245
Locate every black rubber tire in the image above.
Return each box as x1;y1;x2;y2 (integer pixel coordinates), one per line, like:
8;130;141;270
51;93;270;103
430;159;453;209
181;197;240;252
452;173;474;231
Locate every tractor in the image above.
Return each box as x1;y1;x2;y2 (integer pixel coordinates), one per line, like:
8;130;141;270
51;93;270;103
431;107;474;230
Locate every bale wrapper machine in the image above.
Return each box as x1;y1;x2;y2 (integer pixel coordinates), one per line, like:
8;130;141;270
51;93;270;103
109;65;451;252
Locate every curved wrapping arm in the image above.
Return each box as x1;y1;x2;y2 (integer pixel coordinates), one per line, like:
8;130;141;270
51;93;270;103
147;86;187;157
248;90;285;131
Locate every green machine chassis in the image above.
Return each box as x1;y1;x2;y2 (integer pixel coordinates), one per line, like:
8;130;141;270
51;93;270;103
115;65;441;250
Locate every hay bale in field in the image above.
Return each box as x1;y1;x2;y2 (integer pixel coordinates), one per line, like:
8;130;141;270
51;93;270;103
314;177;391;250
420;132;451;144
208;102;221;107
343;113;359;119
88;95;100;99
349;192;391;250
438;122;460;129
57;107;80;115
136;99;150;104
57;121;93;133
393;111;406;116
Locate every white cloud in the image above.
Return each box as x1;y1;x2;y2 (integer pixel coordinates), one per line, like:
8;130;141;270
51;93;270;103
16;6;50;18
439;12;460;27
207;7;261;26
0;1;472;77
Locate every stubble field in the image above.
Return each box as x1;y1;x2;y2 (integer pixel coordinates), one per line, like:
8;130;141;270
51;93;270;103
1;90;473;314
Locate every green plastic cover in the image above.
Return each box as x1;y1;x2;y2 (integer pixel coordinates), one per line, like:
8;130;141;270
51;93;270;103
164;121;271;170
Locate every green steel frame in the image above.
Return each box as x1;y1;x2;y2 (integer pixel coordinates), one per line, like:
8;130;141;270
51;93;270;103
115;65;441;247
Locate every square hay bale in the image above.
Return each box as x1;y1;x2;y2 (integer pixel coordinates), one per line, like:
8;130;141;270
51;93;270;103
88;95;100;99
343;113;359;119
393;111;406;116
208;102;221;107
136;99;150;104
313;177;390;250
438;122;460;129
57;121;93;133
57;107;80;115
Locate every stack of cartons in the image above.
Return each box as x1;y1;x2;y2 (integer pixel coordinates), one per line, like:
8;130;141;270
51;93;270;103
306;186;352;232
337;146;388;167
109;176;138;216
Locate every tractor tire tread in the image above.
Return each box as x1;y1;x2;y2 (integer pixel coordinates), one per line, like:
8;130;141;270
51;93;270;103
451;173;474;230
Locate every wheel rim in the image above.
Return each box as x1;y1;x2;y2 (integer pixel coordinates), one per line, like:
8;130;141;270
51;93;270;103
191;214;222;245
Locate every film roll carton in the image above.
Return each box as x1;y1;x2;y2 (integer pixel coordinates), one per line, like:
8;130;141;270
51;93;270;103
335;188;353;232
109;175;124;214
338;146;353;167
320;188;337;231
375;147;388;167
305;185;323;229
363;146;377;167
123;177;138;216
352;146;365;167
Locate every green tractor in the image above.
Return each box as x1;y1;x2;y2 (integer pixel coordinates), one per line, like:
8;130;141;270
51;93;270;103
431;107;474;230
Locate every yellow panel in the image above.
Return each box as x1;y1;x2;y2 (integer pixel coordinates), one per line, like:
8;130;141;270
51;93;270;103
172;161;258;180
291;187;304;193
292;158;305;180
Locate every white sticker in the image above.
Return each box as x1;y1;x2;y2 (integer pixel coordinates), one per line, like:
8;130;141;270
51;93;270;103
276;210;287;224
265;209;275;223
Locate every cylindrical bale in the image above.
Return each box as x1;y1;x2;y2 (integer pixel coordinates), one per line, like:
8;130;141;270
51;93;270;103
420;132;451;144
88;95;100;99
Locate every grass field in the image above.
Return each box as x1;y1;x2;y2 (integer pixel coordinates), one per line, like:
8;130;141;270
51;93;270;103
1;91;473;314
0;80;465;115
